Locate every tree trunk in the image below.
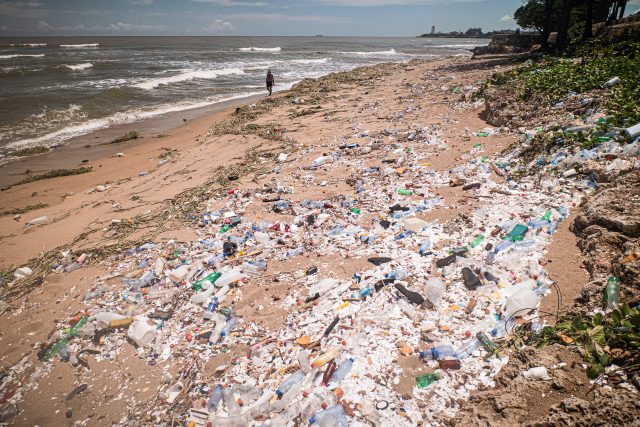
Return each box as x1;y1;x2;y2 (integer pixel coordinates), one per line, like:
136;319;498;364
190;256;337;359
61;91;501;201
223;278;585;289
618;0;627;19
583;0;594;40
541;0;554;50
556;0;574;51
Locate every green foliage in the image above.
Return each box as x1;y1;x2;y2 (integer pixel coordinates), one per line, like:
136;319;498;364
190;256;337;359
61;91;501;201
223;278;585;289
524;304;640;380
488;41;640;133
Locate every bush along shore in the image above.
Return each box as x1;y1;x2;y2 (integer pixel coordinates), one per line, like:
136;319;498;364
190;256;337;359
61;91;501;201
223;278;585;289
0;50;638;426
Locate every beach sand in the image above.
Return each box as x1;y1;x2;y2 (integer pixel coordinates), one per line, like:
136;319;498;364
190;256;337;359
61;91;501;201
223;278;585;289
0;55;589;426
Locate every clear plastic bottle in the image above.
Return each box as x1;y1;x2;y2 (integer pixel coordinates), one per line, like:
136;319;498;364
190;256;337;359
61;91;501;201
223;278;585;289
300;394;325;425
208;313;227;345
219;317;238;339
275;370;305;398
456;338;482;359
331;358;354;384
207;384;223;413
208;415;246;427
419;345;456;360
310;404;345;425
419;240;431;256
222;386;241;415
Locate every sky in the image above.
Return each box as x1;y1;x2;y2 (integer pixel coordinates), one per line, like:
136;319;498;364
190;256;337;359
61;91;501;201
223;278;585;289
0;0;639;37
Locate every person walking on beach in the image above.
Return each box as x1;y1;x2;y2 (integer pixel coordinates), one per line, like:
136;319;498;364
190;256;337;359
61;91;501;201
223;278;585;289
266;69;274;96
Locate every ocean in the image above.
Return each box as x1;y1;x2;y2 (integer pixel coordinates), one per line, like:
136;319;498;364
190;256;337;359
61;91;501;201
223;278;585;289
0;36;488;161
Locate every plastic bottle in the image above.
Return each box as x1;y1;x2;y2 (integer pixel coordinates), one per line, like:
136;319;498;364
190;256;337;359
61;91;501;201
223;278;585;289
222;386;241;415
419;345;456;360
219;317;238;339
208;313;228;345
309;404;345;425
244;389;273;419
527;219;550;229
605;276;621;310
300;394;324;425
275;370;305;398
208;416;246;427
495;239;514;253
207;384;223;413
415;373;439;388
312;346;342;368
192;272;221;292
331;358;353;384
456;338;482;359
215;270;244;288
308;278;338;297
419;240;431;256
285;247;305;258
547;220;559;234
423;277;446;305
470;234;485;248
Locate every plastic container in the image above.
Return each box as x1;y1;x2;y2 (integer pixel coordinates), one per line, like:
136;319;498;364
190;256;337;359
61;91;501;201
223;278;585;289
215;270;245;288
207;384;223;413
276;370;305;398
503;283;540;318
424;277;446;305
308;278;338;297
331;358;354;383
127;318;157;347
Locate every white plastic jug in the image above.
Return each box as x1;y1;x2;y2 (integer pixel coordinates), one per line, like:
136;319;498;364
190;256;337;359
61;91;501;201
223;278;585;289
503;283;539;319
401;217;428;233
168;265;189;283
216;270;245;288
128;318;157;347
424;277;446;305
308;278;338;297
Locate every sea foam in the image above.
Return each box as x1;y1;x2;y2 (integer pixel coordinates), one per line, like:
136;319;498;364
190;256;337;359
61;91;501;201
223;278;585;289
133;68;245;90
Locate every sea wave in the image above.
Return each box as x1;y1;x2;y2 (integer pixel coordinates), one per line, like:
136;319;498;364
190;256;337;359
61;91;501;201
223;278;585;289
60;43;99;48
132;67;245;90
338;49;400;56
239;47;282;52
3;92;262;154
9;43;47;47
0;54;45;59
291;58;330;64
62;63;94;71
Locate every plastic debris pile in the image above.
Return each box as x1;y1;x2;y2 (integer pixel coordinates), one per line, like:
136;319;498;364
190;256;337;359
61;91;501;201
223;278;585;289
23;112;640;426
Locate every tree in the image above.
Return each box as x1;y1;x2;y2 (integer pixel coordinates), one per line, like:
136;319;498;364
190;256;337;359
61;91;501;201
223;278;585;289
514;0;562;49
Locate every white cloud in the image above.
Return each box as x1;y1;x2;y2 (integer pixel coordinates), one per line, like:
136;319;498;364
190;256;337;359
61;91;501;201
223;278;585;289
500;14;513;22
191;0;267;6
204;18;235;32
35;20;165;32
224;12;349;23
37;20;54;30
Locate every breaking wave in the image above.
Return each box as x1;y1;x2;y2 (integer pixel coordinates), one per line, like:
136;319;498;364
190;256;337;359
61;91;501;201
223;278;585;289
132;67;245;90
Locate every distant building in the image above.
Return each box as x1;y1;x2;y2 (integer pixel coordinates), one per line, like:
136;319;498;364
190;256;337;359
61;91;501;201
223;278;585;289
430;25;436;35
465;28;483;37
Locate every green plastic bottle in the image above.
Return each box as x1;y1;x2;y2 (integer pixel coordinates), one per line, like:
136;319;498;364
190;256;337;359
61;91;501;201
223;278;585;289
220;224;231;234
604;276;621;309
350;207;361;215
397;188;413;196
43;338;69;361
192;272;222;292
415;373;439;388
65;316;88;337
542;210;552;221
470;235;485;248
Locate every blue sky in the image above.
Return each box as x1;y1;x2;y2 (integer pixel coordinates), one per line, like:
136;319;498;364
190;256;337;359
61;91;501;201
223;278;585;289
0;0;638;37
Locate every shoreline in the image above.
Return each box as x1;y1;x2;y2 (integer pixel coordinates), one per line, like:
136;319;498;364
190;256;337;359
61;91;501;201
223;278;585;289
0;91;266;188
